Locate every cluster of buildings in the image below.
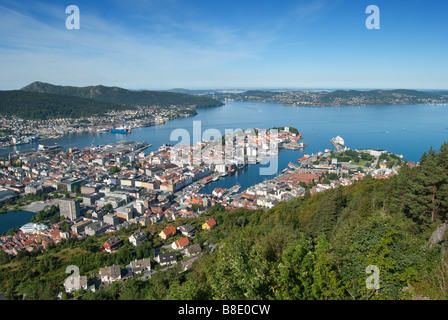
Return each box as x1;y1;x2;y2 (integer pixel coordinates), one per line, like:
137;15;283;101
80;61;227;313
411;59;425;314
63;219;216;295
0;128;407;258
218;90;448;107
222;139;406;210
1;218;75;256
0;104;196;148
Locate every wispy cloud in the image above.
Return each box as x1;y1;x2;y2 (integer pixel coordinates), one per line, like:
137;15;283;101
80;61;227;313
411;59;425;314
0;1;281;89
2;0;446;90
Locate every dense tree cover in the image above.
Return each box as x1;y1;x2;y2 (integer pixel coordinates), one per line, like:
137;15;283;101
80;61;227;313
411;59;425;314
379;153;402;166
21;82;224;109
3;144;448;300
0;82;224;120
30;205;61;224
0;90;128;120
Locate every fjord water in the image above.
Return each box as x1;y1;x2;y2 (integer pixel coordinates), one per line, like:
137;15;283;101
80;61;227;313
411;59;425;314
3;101;448;195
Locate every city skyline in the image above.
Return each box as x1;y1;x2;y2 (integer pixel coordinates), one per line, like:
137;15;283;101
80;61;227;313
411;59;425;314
1;0;448;90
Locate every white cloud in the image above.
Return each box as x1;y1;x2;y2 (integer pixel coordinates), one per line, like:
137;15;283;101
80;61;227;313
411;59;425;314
0;2;278;89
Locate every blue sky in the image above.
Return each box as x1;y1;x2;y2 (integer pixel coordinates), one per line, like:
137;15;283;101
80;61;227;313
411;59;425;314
0;0;447;90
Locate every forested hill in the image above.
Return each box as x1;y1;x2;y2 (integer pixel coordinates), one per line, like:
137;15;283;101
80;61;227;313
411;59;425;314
21;82;224;108
0;90;127;120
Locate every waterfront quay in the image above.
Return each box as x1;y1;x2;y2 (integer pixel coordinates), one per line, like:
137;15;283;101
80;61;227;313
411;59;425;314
0;104;195;149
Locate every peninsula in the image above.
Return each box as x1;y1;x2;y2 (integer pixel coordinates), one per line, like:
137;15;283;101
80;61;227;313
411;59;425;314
213;89;448;107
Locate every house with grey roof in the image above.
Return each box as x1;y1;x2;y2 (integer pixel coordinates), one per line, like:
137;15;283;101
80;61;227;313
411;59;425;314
179;224;196;237
129;230;147;246
183;243;202;258
84;221;109;236
99;265;122;284
155;252;177;266
128;258;151;274
64;275;88;293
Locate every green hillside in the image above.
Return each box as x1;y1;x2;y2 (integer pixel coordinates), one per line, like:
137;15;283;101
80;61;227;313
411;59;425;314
0;90;127;120
21;82;224;108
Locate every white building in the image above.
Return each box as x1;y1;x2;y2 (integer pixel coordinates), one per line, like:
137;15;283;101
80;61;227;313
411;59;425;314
19;223;48;234
99;265;121;284
129;231;147;246
64;276;88;293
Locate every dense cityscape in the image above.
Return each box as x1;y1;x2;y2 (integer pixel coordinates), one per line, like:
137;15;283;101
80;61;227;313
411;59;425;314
0;121;409;298
2;0;448;312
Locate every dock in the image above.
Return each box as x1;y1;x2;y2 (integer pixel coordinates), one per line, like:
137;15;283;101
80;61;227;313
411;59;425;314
282;141;308;150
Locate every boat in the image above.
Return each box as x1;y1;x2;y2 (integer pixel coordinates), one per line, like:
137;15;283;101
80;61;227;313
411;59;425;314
111;126;131;134
297;154;311;162
330;136;349;152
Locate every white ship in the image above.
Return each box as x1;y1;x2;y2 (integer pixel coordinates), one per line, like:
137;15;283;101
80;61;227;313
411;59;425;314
330;136;349;152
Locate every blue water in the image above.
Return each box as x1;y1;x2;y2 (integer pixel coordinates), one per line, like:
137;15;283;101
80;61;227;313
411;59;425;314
0;210;36;234
2;101;448;197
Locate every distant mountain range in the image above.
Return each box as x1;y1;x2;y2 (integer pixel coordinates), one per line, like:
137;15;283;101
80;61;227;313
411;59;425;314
212;89;448;106
2;83;447;120
0;82;224;120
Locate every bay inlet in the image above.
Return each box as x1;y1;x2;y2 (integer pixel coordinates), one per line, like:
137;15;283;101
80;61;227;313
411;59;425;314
2;101;448;231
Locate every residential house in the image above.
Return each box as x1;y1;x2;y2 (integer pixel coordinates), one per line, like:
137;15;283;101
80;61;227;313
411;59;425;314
179;224;196;237
171;237;189;250
128;258;151;275
64;275;88;293
183;244;201;258
202;218;217;230
129;230;147;246
103;236;123;253
99;265;122;284
159;225;177;240
155;252;177;266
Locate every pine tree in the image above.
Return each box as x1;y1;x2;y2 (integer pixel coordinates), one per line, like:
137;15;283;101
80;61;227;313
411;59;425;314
405;148;447;224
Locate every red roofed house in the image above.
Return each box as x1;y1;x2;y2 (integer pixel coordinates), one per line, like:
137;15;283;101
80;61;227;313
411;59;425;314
103;236;123;253
171;237;190;250
202;218;217;230
159;225;177;240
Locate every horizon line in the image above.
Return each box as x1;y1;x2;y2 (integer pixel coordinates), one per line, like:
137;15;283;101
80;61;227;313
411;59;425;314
5;81;448;92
